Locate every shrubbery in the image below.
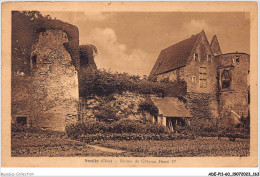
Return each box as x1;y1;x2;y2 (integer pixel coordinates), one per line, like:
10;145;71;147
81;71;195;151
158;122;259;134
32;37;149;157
94;104;119;122
66;119;169;139
11;124;66;138
79;69;187;97
12;11;80;75
111;119;168;134
76;133;195;143
65;120;197;142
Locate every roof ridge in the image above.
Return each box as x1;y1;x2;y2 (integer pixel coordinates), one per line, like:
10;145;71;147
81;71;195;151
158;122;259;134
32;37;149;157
150;30;203;76
162;31;201;52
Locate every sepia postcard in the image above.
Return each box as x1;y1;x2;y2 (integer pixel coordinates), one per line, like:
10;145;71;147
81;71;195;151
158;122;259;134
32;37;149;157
1;1;258;168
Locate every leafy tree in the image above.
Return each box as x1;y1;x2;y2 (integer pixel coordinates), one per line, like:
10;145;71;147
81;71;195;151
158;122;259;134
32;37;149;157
79;69;187;98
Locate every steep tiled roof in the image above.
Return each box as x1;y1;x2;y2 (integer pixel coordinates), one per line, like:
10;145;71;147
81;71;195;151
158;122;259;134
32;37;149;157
150;32;200;76
210;35;222;56
151;97;192;118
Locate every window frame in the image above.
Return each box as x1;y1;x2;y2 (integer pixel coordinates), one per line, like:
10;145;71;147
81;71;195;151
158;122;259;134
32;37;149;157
199;67;207;88
194;53;199;61
207;54;212;62
220;69;231;90
192;76;196;83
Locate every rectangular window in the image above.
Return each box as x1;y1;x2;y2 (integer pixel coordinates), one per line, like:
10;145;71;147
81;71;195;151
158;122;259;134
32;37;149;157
192;76;196;83
199;67;207;88
199;67;207;73
207;54;212;62
199;80;207;88
194;53;198;61
16;117;27;126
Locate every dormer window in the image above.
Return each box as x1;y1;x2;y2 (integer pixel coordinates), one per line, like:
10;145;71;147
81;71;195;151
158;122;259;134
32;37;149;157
207;54;212;62
194;53;198;61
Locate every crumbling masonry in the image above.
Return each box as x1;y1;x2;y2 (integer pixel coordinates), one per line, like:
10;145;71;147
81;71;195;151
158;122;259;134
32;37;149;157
11;12;80;131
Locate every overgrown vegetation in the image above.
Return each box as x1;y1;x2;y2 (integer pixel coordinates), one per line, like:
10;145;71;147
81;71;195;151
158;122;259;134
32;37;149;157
12;11;80;75
79;68;187;97
11;126;249;157
12;124;66;138
94;104;120;122
66;119;169;139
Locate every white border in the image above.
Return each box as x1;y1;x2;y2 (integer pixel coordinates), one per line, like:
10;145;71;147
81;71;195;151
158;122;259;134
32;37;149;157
1;0;259;176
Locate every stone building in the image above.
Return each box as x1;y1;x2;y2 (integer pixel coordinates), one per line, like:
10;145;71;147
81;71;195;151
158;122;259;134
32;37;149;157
11;12;80;131
150;97;192;132
149;30;250;129
12;28;79;131
216;53;250;126
29;29;79;131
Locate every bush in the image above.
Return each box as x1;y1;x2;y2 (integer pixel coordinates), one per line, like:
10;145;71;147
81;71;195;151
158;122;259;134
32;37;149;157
81;133;195;143
110;119;168;134
79;69;187;97
66;121;110;138
66;119;169;139
11;124;66;138
94;104;119;122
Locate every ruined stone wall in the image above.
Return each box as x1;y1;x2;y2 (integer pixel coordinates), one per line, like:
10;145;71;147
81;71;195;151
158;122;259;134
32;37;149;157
30;29;79;131
11;76;33;126
80;92;146;122
216;53;249;127
11;11;80;76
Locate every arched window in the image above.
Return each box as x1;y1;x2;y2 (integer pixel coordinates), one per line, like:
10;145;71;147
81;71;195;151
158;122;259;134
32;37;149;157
221;70;231;89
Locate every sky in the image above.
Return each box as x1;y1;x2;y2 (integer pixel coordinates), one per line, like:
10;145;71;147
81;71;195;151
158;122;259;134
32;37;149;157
42;12;250;76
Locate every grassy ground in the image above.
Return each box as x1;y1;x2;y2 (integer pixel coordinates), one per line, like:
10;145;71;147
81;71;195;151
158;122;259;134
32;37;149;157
12;131;249;157
11;131;128;157
92;137;250;157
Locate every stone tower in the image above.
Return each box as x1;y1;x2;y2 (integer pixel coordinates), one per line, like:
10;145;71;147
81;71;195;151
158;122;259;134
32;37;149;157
30;29;79;131
216;53;250;126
